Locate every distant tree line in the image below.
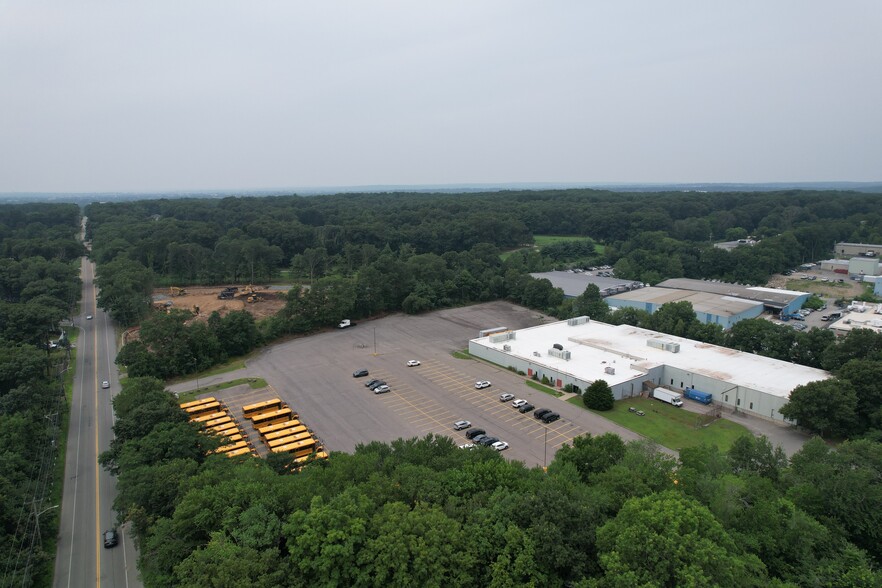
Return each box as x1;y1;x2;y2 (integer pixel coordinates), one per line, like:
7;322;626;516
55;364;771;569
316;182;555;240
102;378;882;587
0;202;83;585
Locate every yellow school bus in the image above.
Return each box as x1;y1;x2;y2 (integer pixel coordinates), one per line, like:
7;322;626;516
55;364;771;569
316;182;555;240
204;415;233;429
256;419;302;437
191;411;228;424
209;422;240;437
179;396;217;410
183;401;222;418
225;446;254;458
265;431;313;450
242;398;283;418
261;425;308;443
211;440;249;454
250;408;293;428
270;436;317;454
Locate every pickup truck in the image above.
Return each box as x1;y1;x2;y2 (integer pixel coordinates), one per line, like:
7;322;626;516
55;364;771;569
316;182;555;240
338;319;356;329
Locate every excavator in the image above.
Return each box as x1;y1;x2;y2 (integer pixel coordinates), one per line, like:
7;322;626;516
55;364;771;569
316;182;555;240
169;286;187;296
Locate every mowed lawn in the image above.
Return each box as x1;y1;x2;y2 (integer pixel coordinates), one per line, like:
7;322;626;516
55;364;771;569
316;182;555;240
500;235;604;259
568;396;751;452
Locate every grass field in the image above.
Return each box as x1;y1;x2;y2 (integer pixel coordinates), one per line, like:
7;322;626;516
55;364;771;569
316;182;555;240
568;396;751;452
177;377;269;403
500;235;605;260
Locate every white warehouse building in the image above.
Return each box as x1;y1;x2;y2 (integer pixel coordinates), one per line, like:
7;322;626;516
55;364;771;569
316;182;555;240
468;317;830;423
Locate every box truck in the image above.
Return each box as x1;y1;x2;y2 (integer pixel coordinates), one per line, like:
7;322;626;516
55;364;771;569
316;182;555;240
652;387;683;407
684;388;713;405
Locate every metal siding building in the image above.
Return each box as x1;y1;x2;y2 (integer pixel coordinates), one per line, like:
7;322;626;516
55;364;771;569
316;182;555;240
606;287;764;329
469;318;830;423
529;271;643;298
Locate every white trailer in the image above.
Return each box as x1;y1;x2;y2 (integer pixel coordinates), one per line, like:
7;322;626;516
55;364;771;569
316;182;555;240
652;387;683;407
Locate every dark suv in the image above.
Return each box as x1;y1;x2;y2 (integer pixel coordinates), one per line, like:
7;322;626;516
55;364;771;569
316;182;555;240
533;408;552;420
541;412;560;424
367;380;387;391
103;529;119;548
465;428;486;440
477;436;500;446
518;403;535;413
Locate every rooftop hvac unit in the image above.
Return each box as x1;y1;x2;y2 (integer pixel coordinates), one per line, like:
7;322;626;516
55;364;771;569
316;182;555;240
663;342;680;353
647;339;680;353
503;344;511;351
567;316;589;326
604;366;616;375
548;348;571;360
553;343;563;350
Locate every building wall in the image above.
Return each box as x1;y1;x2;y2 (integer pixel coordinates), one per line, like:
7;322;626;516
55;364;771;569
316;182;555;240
849;257;881;276
781;293;811;315
837;243;882;258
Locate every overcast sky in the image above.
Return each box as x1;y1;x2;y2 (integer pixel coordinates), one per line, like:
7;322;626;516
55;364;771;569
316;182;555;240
1;1;880;193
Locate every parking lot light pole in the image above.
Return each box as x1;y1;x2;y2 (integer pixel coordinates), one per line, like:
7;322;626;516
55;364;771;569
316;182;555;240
543;426;548;469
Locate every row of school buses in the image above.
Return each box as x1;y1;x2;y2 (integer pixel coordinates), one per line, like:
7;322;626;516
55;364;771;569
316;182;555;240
179;395;329;469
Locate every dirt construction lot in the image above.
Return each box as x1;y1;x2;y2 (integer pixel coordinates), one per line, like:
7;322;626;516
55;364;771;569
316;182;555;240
192;302;648;468
153;286;287;321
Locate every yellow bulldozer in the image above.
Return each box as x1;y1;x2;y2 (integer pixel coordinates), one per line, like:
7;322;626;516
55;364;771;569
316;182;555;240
170;286;187;296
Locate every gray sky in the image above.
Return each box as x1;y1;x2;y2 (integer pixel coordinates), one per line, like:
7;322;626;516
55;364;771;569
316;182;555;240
2;1;881;192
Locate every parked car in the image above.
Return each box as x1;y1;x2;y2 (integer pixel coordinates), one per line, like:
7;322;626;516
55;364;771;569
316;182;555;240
477;436;500;446
628;406;637;412
101;380;110;389
491;441;509;451
352;369;369;378
518;403;535;413
373;385;390;394
458;443;476;450
474;381;491;389
86;315;93;320
406;360;421;367
453;420;471;431
636;410;646;416
364;379;380;388
471;434;489;445
368;380;387;390
499;393;515;402
465;428;486;440
541;412;560;424
103;529;118;548
512;399;527;408
533;408;552;419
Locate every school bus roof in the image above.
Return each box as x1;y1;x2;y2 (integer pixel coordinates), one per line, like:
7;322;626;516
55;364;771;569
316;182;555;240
256;419;302;435
191;411;228;423
242;398;283;415
271;437;317;453
179;396;217;410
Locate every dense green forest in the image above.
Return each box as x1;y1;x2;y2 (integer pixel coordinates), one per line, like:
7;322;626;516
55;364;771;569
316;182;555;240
92;189;882;441
0;203;83;585
105;377;882;587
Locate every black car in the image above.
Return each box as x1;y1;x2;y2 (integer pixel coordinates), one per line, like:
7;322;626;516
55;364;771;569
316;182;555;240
534;408;552;419
368;380;387;391
541;412;560;424
465;428;486;440
518;403;535;413
352;369;369;378
103;528;119;548
471;434;489;445
364;379;380;388
477;436;500;446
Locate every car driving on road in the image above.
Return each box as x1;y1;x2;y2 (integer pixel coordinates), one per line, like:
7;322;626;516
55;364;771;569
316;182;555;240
101;380;110;389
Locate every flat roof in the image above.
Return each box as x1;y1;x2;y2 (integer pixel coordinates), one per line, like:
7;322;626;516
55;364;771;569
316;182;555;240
472;319;829;398
608;287;763;318
657;278;807;308
829;308;882;333
530;271;641;297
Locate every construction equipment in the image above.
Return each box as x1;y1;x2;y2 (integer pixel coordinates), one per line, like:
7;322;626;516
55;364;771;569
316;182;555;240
170;286;187;296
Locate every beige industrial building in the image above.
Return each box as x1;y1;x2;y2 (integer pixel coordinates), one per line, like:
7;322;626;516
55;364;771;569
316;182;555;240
469;317;830;423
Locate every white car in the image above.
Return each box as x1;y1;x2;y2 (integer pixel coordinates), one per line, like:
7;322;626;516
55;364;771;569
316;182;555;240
512;399;528;408
86;315;93;320
458;443;476;450
373;385;390;394
101;380;110;389
499;393;515;402
474;381;491;389
491;441;509;451
406;360;421;367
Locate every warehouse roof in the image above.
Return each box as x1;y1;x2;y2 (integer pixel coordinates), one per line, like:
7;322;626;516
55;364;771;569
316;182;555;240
656;278;807;309
608;287;763;318
530;271;642;297
471;319;829;397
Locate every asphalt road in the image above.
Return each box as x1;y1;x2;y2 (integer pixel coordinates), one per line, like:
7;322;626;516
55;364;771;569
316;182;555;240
54;258;140;588
178;302;646;468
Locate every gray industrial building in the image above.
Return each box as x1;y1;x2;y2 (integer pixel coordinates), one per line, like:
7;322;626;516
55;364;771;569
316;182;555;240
605;278;810;329
469;318;830;423
835;242;882;258
530;271;643;298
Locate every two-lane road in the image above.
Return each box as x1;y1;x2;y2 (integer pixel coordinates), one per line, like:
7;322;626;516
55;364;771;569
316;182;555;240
54;258;140;588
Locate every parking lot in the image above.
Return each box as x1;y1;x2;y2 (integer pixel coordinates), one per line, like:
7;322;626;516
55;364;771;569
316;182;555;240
190;302;646;467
